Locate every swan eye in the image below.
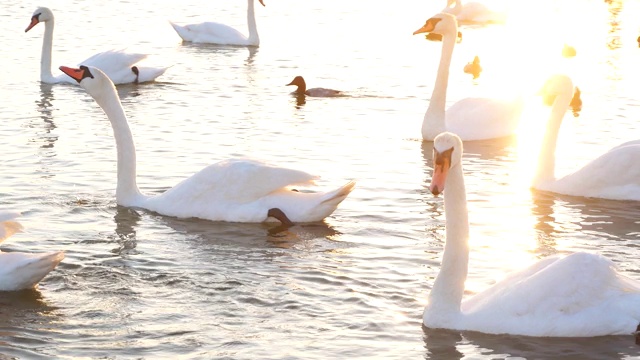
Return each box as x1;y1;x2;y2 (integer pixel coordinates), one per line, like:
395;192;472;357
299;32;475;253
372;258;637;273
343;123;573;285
433;147;454;167
79;65;95;80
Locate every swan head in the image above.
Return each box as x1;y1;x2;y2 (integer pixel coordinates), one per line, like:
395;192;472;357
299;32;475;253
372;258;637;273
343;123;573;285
413;13;458;39
539;75;574;107
25;7;54;32
430;132;463;196
59;65;117;100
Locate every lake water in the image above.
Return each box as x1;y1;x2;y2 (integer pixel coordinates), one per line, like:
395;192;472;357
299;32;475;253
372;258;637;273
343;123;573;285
2;0;640;358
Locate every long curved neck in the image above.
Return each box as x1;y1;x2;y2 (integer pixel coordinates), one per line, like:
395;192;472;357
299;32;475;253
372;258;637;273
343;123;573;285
246;0;259;44
422;27;456;141
428;162;469;315
92;85;143;205
533;92;572;185
40;20;55;82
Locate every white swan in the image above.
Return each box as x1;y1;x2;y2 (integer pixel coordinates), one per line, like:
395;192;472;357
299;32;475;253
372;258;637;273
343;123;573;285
425;131;640;336
442;0;506;25
25;7;168;85
0;212;65;291
59;65;355;224
170;0;265;46
413;13;522;141
533;75;640;201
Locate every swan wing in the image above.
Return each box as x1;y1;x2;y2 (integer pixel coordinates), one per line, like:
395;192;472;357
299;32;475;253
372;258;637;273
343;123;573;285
555;144;640;200
79;49;147;73
464;253;632;316
159;159;318;205
0;211;23;244
170;21;247;44
0;251;64;291
446;97;523;140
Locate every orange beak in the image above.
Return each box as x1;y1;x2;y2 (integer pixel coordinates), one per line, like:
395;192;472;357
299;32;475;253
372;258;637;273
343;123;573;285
413;20;436;35
59;66;86;83
25;16;39;32
259;0;265;6
430;151;451;196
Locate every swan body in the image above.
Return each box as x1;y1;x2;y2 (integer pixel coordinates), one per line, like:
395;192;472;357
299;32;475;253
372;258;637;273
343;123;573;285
443;0;506;25
425;132;640;336
413;13;522;141
25;7;168;85
533;75;640;201
59;65;355;223
286;76;343;97
170;0;265;46
0;212;65;291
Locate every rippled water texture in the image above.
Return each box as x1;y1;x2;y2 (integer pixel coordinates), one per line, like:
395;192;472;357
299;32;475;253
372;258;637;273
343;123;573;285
1;0;640;358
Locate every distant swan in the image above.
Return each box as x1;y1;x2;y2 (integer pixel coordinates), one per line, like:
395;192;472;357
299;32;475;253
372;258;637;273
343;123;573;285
170;0;265;46
413;13;522;141
442;0;506;25
533;75;640;200
424;131;640;336
0;212;64;291
25;7;168;85
59;65;355;224
286;76;343;97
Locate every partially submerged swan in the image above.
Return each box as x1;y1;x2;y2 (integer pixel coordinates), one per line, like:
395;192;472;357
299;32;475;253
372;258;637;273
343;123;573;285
25;7;168;85
533;75;640;201
424;131;640;336
413;13;522;141
0;212;64;291
170;0;265;46
59;65;355;224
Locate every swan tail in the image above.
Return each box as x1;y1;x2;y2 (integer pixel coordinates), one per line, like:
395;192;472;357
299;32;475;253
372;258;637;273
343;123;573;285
299;180;355;222
0;251;65;291
136;66;170;83
0;213;23;243
169;21;192;41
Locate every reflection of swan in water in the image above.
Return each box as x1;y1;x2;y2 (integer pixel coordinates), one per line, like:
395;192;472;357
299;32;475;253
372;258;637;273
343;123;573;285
422;325;640;359
112;206;142;255
532;190;640;242
32;83;58;149
152;214;340;249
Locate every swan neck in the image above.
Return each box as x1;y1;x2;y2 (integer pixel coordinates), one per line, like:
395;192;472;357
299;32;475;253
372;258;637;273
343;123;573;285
428;163;469;314
40;20;55;81
246;0;259;44
93;86;143;204
422;29;456;140
533;93;572;185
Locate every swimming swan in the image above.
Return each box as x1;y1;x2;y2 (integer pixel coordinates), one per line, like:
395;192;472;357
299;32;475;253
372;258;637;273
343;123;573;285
0;212;65;291
413;13;522;141
25;7;168;85
170;0;265;46
424;131;640;336
59;65;355;224
533;75;640;201
442;0;506;25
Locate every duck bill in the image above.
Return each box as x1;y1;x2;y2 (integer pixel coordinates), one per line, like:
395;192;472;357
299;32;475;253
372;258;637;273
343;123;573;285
25;17;39;32
59;66;85;83
430;160;450;196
